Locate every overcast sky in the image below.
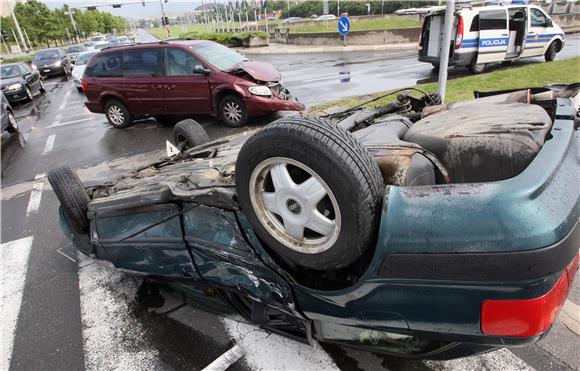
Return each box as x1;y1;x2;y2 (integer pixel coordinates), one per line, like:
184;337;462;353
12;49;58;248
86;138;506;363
41;0;205;19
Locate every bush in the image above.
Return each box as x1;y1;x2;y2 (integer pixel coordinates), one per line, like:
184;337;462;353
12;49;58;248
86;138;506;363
2;54;34;64
179;31;267;47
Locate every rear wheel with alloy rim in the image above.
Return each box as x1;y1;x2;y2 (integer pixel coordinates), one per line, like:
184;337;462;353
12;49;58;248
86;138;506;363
25;86;33;102
104;99;132;128
236;116;383;271
6;110;18;133
219;95;248;127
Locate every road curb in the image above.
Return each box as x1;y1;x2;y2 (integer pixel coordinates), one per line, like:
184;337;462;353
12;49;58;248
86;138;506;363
240;43;417;54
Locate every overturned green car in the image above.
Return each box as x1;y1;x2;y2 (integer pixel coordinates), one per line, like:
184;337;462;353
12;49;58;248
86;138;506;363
50;84;579;359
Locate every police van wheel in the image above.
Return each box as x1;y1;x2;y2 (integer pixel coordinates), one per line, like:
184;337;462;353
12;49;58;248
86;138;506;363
545;42;557;62
431;63;440;72
468;61;486;74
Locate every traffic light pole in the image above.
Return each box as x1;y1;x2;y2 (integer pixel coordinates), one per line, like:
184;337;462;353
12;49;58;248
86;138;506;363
159;0;170;38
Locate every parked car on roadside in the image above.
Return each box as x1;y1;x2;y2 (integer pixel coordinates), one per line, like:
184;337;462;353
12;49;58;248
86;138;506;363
280;17;304;24
316;14;337;21
91;35;108;46
112;36;131;45
0;62;45;102
31;48;71;77
419;4;565;73
50;83;579;360
83;41;97;51
1;93;19;133
71;50;99;92
82;40;304;128
66;44;87;68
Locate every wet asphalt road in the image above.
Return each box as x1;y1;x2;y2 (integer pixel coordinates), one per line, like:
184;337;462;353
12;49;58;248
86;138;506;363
1;29;579;371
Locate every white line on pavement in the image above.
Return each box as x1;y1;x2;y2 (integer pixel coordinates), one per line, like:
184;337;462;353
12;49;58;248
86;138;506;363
202;344;245;371
47;117;93;128
58;90;72;110
53;114;62;126
25;182;44;217
42;134;55;155
34;173;45;180
1;236;34;371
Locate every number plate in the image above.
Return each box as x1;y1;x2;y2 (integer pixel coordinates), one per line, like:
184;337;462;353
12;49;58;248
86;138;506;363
43;69;51;73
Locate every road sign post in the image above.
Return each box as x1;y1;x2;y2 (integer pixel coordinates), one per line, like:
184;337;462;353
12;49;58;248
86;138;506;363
337;15;350;47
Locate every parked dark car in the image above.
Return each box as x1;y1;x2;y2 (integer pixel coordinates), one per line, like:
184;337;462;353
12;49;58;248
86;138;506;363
66;44;87;69
31;48;71;77
82;40;304;128
0;62;45;102
1;93;19;133
50;84;579;360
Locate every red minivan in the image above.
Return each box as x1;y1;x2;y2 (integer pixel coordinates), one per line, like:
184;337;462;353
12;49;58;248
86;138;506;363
82;40;304;128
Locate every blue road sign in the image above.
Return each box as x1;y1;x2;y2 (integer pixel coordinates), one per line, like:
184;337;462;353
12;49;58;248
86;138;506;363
338;16;350;36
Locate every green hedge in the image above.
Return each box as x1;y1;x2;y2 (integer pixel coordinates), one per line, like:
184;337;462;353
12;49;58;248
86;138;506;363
179;31;267;47
2;54;34;64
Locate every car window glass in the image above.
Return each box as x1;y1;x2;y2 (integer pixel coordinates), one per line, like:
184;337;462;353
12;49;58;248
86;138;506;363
469;15;479;31
531;8;548;27
184;205;250;251
123;48;164;77
85;52;123;77
190;43;247;71
34;50;59;60
166;48;204;76
97;207;182;240
76;52;97;66
19;64;31;74
0;65;21;78
480;10;507;30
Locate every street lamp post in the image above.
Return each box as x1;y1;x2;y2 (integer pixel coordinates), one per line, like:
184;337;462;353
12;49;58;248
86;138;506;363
10;3;28;53
437;0;456;103
67;7;81;44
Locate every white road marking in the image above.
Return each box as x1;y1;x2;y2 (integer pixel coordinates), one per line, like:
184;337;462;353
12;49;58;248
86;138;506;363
202;344;245;371
25;182;44;217
425;348;533;371
77;255;163;370
221;316;338;370
1;236;34;371
47;117;93;128
56;246;76;263
58;90;72;110
42;134;55;155
54;114;62;125
34;173;45;180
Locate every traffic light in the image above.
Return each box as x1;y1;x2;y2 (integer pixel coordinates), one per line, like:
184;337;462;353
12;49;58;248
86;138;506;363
161;16;169;26
141;1;145;6
112;4;121;8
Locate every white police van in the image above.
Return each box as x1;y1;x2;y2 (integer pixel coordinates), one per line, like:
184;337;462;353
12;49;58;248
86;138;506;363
418;2;565;73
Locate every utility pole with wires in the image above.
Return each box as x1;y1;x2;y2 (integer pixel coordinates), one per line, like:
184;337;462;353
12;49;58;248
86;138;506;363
67;6;81;44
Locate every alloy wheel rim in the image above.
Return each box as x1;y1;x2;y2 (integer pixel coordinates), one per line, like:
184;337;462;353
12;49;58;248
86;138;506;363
224;101;242;122
8;112;17;130
249;157;341;254
108;105;124;125
26;87;32;100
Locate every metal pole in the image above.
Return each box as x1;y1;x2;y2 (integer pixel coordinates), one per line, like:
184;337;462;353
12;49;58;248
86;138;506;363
202;0;209;32
254;6;258;30
264;6;269;37
382;0;384;15
67;8;81;43
437;0;455;103
23;28;33;49
159;0;170;38
10;3;28;53
337;0;340;16
11;28;22;53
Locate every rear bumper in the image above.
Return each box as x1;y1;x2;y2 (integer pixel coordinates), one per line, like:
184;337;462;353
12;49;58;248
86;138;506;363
38;66;67;76
244;95;305;116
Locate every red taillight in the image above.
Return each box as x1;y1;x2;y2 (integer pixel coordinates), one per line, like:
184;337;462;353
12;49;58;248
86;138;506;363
81;80;88;93
481;253;578;337
455;16;464;49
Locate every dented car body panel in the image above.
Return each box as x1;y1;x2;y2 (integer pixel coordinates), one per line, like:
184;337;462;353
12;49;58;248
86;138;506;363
61;89;579;359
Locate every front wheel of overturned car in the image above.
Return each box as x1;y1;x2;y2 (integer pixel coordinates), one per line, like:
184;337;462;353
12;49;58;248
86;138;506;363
173;119;210;150
48;167;93;254
236;117;384;271
545;41;557;62
105;99;132;128
219;95;248;127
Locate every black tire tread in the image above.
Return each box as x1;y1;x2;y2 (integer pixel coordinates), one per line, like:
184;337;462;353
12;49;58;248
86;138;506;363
48;166;90;233
173;119;210;149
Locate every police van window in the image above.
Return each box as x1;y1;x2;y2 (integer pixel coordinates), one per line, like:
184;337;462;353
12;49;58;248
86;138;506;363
480;10;507;30
531;8;548;27
85;52;123;77
123;49;164;77
470;15;479;31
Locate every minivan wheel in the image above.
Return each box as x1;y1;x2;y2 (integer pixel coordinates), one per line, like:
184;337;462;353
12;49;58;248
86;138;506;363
236;116;384;271
105;99;132;128
545;42;557;62
173;119;210;150
468;61;486;74
219;95;248;127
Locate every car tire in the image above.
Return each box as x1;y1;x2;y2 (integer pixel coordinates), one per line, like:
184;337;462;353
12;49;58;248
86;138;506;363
25;86;33;102
545;41;557;62
48;166;90;236
235;116;384;271
173;119;210;150
468;60;486;74
104;99;132;128
39;79;46;93
219;95;248;127
431;63;440;72
5;110;18;133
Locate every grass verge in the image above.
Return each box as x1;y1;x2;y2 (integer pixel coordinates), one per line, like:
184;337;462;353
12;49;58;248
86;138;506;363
308;57;580;114
289;17;420;33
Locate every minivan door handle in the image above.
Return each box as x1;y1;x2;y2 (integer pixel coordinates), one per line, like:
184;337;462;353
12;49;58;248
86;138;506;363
165;84;176;90
152;84;164;90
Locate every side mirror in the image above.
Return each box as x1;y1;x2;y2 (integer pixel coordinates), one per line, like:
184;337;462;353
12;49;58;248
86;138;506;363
194;65;210;75
546;18;553;27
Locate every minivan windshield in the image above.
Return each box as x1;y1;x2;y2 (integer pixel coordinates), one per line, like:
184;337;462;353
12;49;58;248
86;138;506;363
34;50;58;60
191;43;247;71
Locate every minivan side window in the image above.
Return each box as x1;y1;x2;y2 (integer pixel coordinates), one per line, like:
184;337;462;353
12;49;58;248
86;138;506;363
531;8;548;27
480;10;507;30
166;48;204;76
85;52;123;77
123;49;164;77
